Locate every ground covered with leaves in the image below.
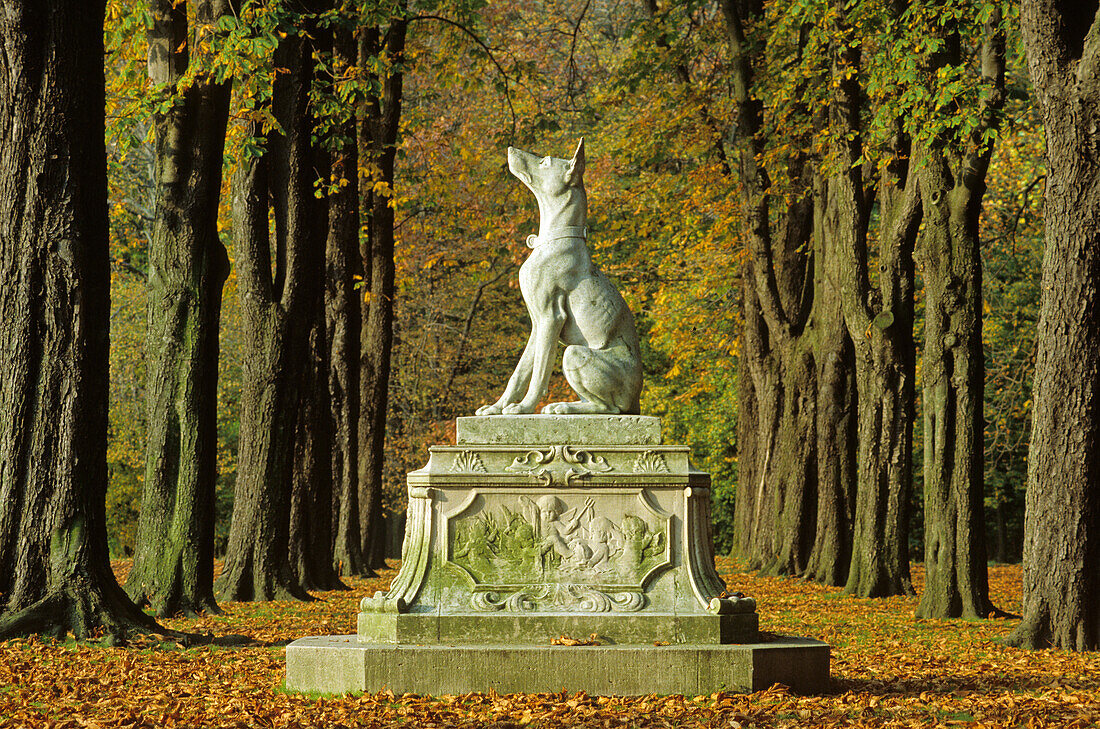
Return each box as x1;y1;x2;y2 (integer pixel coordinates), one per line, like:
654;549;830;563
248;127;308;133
1;559;1097;728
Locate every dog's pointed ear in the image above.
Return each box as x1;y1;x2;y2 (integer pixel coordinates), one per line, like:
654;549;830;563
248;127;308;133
568;137;585;183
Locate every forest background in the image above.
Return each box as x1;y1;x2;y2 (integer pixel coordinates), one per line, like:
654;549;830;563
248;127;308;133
101;0;1041;565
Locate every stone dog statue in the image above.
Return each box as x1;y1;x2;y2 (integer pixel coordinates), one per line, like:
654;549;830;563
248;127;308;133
477;139;643;416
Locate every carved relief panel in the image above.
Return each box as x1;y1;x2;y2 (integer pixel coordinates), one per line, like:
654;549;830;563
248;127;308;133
443;489;672;612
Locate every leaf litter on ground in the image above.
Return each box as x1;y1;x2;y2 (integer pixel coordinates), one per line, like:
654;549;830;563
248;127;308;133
0;558;1098;727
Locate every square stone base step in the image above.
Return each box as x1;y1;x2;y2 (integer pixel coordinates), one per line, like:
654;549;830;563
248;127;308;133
285;635;830;696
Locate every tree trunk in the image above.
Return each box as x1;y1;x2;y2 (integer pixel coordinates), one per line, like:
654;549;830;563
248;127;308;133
289;297;346;592
732;271;765;561
326;28;370;578
126;0;231;618
723;0;825;577
1006;0;1100;650
742;340;818;575
0;0;161;640
358;15;407;569
813;1;920;599
915;17;1004;619
804;196;857;587
827;174;919;599
216;29;321;603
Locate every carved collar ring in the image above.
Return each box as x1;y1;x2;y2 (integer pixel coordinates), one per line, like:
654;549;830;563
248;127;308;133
526;225;588;249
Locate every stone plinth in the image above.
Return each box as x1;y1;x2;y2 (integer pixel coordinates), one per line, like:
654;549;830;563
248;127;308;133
286;416;830;696
286;637;831;696
455;414;662;446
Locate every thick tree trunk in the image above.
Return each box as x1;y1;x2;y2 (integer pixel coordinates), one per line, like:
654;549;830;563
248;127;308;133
327;30;369;579
827;177;919;598
915;160;992;617
289;301;346;592
1006;0;1100;650
838;176;920;600
0;0;161;640
915;18;1004;619
358;16;407;568
724;1;826;577
216;30;321;603
732;273;764;560
126;0;231;618
821;14;918;598
731;220;820;576
741;340;817;576
804;202;857;587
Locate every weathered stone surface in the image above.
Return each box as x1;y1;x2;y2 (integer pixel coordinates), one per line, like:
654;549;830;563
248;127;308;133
357;421;745;645
358;611;760;646
456;415;662;446
285;413;831;696
285;636;831;696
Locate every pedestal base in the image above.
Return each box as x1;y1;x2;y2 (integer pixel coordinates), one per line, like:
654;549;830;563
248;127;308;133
358;610;759;645
285;636;831;696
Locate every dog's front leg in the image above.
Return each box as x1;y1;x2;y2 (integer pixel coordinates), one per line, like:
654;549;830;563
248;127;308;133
476;334;536;415
502;311;562;415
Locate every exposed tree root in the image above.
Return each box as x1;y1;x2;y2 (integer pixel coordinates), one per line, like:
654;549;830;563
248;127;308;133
0;581;170;646
214;561;314;603
127;584;224;620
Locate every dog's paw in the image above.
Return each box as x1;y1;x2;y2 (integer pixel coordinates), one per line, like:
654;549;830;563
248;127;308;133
476;403;504;416
541;402;569;414
502;402;534;415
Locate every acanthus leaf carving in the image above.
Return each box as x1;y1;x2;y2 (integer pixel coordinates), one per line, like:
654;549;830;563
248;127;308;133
632;450;670;474
450;450;488;473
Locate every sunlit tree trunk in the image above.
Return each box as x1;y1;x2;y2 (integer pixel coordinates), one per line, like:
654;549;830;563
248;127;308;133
126;0;231;618
804;191;857;588
915;15;1005;619
724;0;854;580
0;0;161;640
1006;0;1100;650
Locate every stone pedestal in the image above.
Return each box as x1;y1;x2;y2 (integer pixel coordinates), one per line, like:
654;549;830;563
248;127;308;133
286;416;829;696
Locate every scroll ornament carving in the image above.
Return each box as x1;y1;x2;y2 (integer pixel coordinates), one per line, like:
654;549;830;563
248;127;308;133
471;584;647;613
505;445;613;486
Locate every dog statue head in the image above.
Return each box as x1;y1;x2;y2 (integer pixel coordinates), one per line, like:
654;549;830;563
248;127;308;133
507;138;585;193
506;139;587;245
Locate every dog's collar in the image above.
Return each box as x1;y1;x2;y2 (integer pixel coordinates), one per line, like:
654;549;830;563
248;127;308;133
526;225;588;248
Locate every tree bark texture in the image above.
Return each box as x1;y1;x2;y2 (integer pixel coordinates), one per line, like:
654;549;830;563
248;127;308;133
804;197;857;588
216;30;322;602
289;293;346;592
0;0;160;639
326;29;369;578
817;1;919;599
724;0;857;583
126;0;232;618
358;14;407;568
1006;0;1100;650
915;17;1004;619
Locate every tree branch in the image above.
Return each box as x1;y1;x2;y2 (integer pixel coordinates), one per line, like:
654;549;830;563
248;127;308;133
962;6;1005;193
565;0;593;111
408;14;517;137
720;0;791;339
440;265;511;411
